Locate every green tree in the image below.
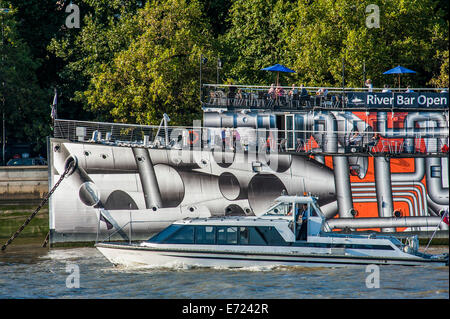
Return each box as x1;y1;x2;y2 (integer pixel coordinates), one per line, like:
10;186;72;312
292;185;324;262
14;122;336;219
83;0;217;126
0;5;49;154
222;0;295;85
222;0;448;88
48;1;145;122
284;0;449;88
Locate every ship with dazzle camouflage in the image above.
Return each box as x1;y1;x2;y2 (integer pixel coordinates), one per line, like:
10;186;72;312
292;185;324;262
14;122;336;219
48;83;449;245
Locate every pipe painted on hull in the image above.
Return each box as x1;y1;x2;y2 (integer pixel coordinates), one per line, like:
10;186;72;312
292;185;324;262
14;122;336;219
306;112;338;153
391;157;425;182
427;194;449;217
404;112;447;153
352;155;429;215
333;156;355;218
377;111;448;138
305;112;355;219
351;191;419;218
319;201;339;219
352;185;426;216
63;155;101;207
203;111;276;129
352;196;448;231
425;157;449;205
374;156;395;232
352;197;414;221
132;148;163;209
326;216;445;230
377;112;448;154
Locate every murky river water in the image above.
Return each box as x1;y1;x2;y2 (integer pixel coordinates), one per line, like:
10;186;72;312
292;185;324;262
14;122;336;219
0;244;448;300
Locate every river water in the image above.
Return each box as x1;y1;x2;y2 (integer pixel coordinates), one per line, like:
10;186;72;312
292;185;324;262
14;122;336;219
0;244;448;300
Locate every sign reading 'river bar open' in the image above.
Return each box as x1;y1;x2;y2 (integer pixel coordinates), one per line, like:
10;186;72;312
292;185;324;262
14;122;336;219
346;92;448;108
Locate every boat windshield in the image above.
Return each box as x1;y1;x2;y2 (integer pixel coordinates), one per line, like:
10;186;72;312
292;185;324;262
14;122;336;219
147;224;183;243
264;202;293;216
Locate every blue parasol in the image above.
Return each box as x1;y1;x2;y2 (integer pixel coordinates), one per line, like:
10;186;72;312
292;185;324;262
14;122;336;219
383;65;416;88
261;64;296;86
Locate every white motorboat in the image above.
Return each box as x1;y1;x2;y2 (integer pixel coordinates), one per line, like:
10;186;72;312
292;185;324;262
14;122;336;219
96;196;449;268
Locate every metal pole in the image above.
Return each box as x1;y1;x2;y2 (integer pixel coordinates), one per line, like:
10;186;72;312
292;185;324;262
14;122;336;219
217;56;221;85
342;57;345;107
129;210;132;245
363;60;366;87
199;54;202;102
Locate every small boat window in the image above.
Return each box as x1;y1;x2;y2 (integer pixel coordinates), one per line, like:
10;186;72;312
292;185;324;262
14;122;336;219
217;227;227;244
227;227;238;244
248;227;268;245
163;225;195;244
217;226;238;245
196;226;216;244
147;224;183;243
239;227;249;245
264;202;293;216
256;226;289;246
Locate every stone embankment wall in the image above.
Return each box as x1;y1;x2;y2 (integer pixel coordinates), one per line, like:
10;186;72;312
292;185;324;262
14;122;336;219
0;166;48;201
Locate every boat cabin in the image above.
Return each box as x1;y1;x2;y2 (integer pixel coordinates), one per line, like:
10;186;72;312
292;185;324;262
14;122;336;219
146;196;329;246
260;195;330;239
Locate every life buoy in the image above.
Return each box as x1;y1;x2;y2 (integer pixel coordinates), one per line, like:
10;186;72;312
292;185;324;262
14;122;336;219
188;130;199;144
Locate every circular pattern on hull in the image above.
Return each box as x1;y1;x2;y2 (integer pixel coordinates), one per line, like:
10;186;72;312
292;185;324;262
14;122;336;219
261;153;292;173
225;204;245;216
212;148;235;168
153;164;185;207
104;190;139;210
218;172;242;200
248;174;287;213
78;181;101;207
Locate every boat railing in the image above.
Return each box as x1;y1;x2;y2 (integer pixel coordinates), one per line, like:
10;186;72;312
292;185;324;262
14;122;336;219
202;84;449;111
95;213;156;244
53;119;449;157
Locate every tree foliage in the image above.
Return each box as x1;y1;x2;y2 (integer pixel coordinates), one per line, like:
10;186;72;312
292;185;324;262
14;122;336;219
83;0;216;125
0;0;448;158
0;4;50;152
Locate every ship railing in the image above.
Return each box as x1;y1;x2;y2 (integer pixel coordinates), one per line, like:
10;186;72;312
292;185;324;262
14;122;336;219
53;119;449;156
202;84;449;111
53;118;177;147
95;212;158;244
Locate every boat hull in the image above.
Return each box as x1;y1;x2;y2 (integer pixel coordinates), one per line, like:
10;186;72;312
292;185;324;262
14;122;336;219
96;243;448;268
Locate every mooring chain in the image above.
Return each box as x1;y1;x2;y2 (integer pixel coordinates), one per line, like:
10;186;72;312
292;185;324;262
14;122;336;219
1;162;75;251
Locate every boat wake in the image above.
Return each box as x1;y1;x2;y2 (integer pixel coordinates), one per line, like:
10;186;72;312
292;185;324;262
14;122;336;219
40;248;99;261
101;262;329;273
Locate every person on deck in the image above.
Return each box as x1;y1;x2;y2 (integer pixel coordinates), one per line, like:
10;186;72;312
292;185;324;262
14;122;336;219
268;84;276;99
365;79;373;92
296;204;308;241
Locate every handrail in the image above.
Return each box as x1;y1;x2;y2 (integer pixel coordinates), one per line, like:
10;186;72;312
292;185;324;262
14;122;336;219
202;83;449;92
53;118;449;157
95;212;155;244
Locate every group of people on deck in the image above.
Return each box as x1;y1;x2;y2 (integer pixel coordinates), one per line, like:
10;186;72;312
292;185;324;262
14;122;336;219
268;84;321;100
365;79;423;93
221;127;241;151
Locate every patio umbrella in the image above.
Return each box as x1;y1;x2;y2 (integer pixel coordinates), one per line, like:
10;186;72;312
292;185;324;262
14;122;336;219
383;65;416;88
261;64;296;86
